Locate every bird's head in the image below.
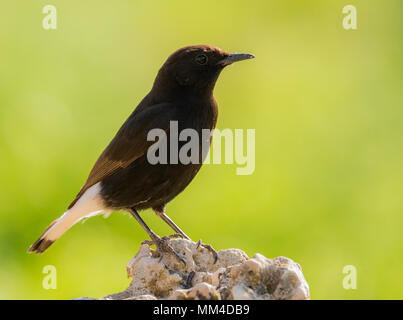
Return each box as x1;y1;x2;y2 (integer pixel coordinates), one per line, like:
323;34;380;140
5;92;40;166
153;45;254;98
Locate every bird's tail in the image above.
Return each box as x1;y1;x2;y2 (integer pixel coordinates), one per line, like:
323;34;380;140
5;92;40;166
27;216;68;253
28;183;107;254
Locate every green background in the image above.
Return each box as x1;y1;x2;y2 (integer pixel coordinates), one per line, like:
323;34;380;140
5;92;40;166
0;0;402;299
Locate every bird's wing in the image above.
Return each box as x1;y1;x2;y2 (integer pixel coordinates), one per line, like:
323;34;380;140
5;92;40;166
68;103;175;209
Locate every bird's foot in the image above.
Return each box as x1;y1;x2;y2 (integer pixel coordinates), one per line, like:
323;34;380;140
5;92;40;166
142;234;186;266
196;239;218;264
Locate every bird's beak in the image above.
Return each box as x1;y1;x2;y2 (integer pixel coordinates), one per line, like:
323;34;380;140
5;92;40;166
217;53;255;67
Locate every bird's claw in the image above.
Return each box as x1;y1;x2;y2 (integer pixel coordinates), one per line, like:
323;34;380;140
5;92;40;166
142;234;186;266
196;239;218;264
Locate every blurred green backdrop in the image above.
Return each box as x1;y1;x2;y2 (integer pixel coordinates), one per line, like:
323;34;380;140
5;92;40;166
0;0;402;299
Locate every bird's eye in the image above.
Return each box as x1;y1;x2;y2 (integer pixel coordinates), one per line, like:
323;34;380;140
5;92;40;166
195;54;208;65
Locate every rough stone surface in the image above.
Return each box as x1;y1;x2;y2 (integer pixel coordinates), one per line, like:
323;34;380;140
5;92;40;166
100;238;310;300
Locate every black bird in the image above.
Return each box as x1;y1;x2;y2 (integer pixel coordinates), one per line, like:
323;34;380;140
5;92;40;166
28;45;254;261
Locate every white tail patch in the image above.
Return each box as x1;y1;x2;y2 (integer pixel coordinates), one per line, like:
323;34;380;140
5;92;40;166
44;183;110;241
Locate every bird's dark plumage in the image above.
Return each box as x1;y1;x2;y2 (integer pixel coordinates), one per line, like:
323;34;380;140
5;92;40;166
28;45;254;254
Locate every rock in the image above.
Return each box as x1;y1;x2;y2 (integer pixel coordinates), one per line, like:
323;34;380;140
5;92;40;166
100;238;310;300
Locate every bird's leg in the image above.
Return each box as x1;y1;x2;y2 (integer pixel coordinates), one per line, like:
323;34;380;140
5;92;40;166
128;208;186;265
153;208;218;264
153;209;190;240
